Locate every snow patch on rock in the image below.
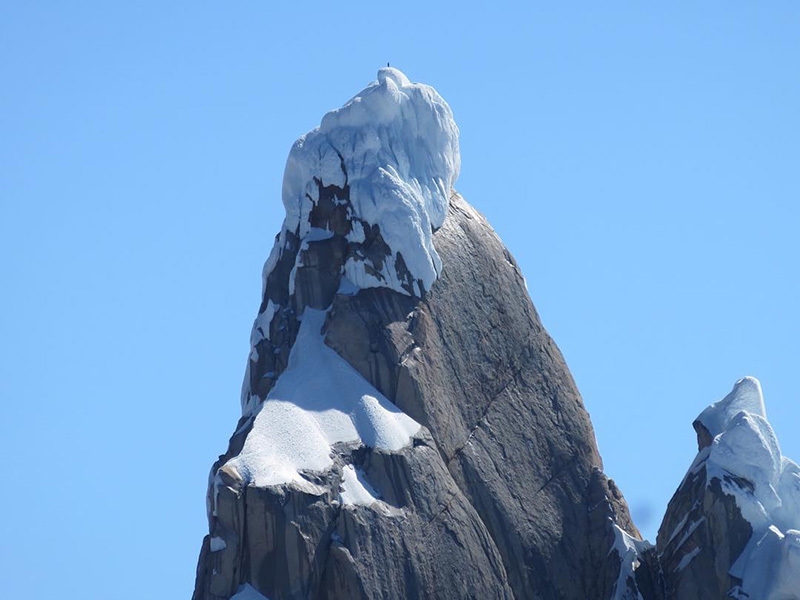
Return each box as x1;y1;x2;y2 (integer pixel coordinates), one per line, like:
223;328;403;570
675;546;700;571
610;523;651;600
352;394;421;450
209;536;227;552
340;464;379;506
227;309;421;487
230;583;270;600
670;516;706;554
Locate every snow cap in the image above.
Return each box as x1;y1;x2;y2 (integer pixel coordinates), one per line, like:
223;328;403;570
696;376;766;440
280;67;461;297
696;377;800;596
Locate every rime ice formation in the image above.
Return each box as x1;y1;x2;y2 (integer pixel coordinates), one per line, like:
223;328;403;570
654;377;800;599
609;524;652;600
278;66;458;300
704;378;800;597
696;376;768;442
698;378;783;525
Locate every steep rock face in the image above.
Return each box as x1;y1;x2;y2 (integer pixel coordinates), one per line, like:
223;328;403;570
656;459;752;598
192;68;641;600
325;193;641;599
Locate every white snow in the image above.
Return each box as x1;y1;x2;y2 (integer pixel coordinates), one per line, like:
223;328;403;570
336;276;360;296
774;458;800;531
227;309;421;487
609;522;651;600
670;516;706;554
703;380;783;531
664;512;691;547
278;67;460;297
230;583;270;600
730;526;800;599
209;536;227;552
768;529;800;598
346;220;366;244
676;546;700;571
241;299;278;414
351;394;421;450
690;377;800;597
339;464;379;506
251;300;277;347
305;227;334;242
696;376;766;438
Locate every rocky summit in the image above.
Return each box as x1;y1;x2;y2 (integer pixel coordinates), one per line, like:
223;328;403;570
192;69;800;600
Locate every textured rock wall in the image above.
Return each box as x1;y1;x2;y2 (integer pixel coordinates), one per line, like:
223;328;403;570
327;194;639;599
656;462;752;598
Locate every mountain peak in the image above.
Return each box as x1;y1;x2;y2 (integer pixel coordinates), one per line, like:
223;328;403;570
657;376;800;598
375;66;411;87
279;68;460;300
694;375;766;449
194;70;643;600
242;70;462;416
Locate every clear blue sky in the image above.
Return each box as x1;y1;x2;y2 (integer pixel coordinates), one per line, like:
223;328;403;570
2;3;798;598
